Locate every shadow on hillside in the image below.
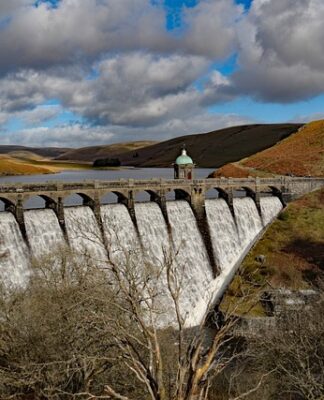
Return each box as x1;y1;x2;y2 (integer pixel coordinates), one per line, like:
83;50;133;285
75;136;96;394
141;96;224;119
283;238;324;285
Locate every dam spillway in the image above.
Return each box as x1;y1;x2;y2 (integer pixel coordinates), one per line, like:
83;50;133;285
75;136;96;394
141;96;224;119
0;195;283;327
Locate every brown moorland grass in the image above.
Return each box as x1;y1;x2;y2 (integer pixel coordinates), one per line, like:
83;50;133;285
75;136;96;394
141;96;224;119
213;120;324;178
0;154;98;176
243;120;324;176
207;162;274;178
0;155;55;175
208;163;251;178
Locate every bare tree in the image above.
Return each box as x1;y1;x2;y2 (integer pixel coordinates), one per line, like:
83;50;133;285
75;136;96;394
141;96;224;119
0;227;250;400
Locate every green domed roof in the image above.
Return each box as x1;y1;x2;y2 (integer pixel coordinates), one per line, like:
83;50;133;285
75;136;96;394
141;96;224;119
175;149;193;165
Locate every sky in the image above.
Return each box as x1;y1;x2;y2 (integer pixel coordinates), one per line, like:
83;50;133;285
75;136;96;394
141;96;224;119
0;0;323;148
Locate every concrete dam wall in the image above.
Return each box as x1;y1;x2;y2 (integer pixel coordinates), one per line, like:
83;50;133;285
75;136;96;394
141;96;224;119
0;193;283;328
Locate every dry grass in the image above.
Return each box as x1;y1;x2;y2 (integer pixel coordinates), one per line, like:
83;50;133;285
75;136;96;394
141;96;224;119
208;163;274;178
243;120;324;176
0;155;55;175
210;120;324;178
0;154;94;176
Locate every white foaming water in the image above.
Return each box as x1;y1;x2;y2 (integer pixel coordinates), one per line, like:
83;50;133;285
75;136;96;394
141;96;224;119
0;212;30;286
64;206;108;267
205;198;241;271
135;202;171;267
101;204;142;265
233;197;263;250
260;196;283;226
189;197;281;327
135;202;174;326
166;201;213;326
0;196;283;326
24;209;66;260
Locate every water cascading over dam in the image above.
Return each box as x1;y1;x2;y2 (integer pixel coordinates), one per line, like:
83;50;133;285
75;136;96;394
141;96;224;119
0;196;283;327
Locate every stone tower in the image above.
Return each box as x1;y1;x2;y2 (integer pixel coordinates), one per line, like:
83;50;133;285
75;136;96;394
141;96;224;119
174;146;194;179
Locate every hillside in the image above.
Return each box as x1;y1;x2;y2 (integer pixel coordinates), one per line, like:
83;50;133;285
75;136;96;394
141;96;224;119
0;152;96;176
211;120;324;178
7;151;47;161
0;124;301;168
0;155;55;176
220;188;324;316
0;146;70;159
116;124;301;168
56;141;157;162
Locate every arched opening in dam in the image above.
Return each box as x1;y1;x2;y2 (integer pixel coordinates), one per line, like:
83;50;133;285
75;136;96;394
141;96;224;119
63;193;92;207
0;197;15;212
134;190;152;202
205;188;219;199
101;192;119;204
23;194;57;210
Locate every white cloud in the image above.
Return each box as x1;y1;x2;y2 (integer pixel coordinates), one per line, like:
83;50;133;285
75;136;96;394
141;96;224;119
1;124;114;148
0;0;241;75
0;0;323;149
2;112;254;148
229;0;324;102
181;0;241;58
0;0;33;17
0;53;212;127
18;104;62;125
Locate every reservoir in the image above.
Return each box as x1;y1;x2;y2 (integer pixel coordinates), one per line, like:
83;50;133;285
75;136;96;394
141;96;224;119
0;167;214;183
0;168;215;208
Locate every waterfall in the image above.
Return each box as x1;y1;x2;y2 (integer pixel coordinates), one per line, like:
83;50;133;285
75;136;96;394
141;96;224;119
166;201;213;325
64;206;108;267
24;209;67;261
0;196;283;326
260;196;283;225
135;202;171;267
101;203;142;265
189;197;283;325
233;197;263;251
135;202;173;326
0;212;30;287
205;198;241;272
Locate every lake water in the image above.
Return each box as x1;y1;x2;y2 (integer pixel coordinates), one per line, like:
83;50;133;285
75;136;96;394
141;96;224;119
0;167;214;183
0;168;216;208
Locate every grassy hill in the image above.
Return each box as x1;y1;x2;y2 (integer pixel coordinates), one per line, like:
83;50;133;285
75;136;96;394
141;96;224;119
220;188;324;316
0;146;70;159
55;141;157;162
0;152;95;176
0;155;55;176
0;124;301;169
211;120;324;178
116;124;301;168
0;123;304;174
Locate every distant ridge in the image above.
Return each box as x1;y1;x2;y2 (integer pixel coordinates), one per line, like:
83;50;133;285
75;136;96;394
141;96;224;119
0;146;70;159
55;141;157;162
117;124;302;168
0;124;302;169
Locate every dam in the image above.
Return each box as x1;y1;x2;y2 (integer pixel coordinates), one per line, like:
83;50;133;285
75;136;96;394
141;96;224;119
0;176;323;327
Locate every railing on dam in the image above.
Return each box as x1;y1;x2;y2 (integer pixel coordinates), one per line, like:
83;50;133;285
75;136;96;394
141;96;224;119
0;176;323;194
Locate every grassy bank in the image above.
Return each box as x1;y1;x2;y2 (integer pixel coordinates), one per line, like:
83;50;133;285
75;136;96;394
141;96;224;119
0;154;96;176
